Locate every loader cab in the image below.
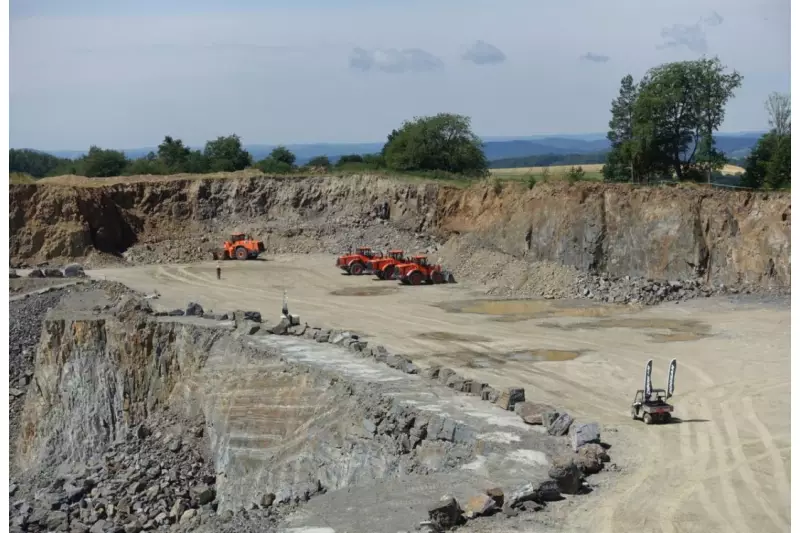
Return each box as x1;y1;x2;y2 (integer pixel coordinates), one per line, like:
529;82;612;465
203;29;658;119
388;250;404;259
356;247;378;258
230;233;246;243
633;389;667;406
411;255;428;266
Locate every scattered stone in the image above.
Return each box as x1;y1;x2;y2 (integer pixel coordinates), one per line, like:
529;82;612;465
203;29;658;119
444;373;465;391
485;487;504;508
427;495;463;530
9;387;24;398
505;482;536;509
422;365;441;380
437;368;456;385
575;443;610;474
548;456;583;494
268;317;291;335
28;269;44;278
167;309;184;317
495;387;525;411
179;508;197;524
10;269;19;278
43;268;64;278
168;438;182;452
463;493;496;519
571;422;601;451
480;387;499;402
63;263;86;277
547;412;574;436
514;402;555;425
259;493;275;508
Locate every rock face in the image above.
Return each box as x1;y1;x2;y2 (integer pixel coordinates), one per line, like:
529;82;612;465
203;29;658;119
9;177;791;289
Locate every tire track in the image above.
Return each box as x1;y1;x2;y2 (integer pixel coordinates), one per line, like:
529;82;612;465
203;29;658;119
658;402;696;533
742;395;791;520
698;397;749;533
691;419;736;532
720;398;785;531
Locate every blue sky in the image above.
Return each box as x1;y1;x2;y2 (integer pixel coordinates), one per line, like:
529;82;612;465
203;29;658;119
10;0;791;150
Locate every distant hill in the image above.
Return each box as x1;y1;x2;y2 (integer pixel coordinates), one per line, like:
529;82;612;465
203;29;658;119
27;132;765;166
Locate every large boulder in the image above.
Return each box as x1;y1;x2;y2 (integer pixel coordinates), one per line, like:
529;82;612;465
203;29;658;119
495;387;526;411
514;402;555;425
575;443;610;474
462;493;496;519
185;302;204;317
43;268;63;278
548;412;574;436
427;495;463;530
27;269;44;278
548;456;583;494
63;263;86;277
571;422;601;450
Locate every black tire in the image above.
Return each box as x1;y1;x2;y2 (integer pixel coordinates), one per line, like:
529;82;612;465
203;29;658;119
235;247;248;260
375;271;385;280
349;262;365;275
631;407;638;420
643;413;653;425
663;413;672;424
408;271;424;286
383;265;396;280
431;271;445;284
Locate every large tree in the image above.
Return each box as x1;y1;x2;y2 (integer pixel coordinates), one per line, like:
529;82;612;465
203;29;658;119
203;135;252;172
742;92;791;189
81;146;128;177
157;136;191;171
382;113;488;176
604;57;742;182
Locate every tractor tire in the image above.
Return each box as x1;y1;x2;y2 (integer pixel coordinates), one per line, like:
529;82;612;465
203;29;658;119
431;271;445;284
349;262;365;275
235;247;248;260
631;407;638;420
663;413;672;424
446;273;456;283
408;271;424;286
643;413;653;425
383;265;396;280
375;271;385;280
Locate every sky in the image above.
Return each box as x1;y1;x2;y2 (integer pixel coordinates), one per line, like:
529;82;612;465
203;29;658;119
9;0;792;150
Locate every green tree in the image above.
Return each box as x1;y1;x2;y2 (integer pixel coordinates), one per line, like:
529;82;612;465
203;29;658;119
82;146;128;177
765;92;790;137
742;93;791;189
604;75;638;182
157;136;191;171
256;157;292;174
382;113;488;176
269;146;296;167
9;149;72;178
336;154;364;166
308;155;331;168
566;165;585;182
124;151;169;175
203;135;252;172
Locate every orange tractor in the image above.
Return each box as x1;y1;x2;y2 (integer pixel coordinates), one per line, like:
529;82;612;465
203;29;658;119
366;249;406;280
395;255;456;285
336;246;383;275
213;233;265;260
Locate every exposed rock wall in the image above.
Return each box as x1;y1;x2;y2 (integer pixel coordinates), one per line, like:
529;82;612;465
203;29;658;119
9;175;790;286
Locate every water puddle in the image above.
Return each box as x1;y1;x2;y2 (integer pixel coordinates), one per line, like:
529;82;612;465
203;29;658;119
436;298;629;322
329;286;398;297
542;318;712;343
416;331;492;342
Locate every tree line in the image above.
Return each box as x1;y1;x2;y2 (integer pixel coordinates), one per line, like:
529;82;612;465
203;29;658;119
602;56;789;189
10;114;490;180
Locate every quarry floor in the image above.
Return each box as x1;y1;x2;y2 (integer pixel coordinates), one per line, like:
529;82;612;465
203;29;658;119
90;254;791;533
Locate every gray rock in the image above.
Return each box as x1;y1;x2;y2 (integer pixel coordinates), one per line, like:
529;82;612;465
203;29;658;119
514;402;554;425
427;495;462;530
45;510;68;530
575;443;610;474
571;422;601;451
505;482;536;509
548;412;574;436
259;493;275;508
167;309;184;317
63;263;86;278
548;455;583;494
268;317;291;335
462;493;496;519
485;487;504;508
534;480;562;502
481;387;498;402
421;365;440;380
185;302;204;316
495;387;525;410
179;508;196;524
43;268;64;278
445;374;465;391
168;438;182;452
28;269;44;278
89;520;107;533
437;368;455;385
196;487;216;505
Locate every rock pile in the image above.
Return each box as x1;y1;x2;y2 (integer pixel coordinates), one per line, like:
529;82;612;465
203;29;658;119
9;413;285;533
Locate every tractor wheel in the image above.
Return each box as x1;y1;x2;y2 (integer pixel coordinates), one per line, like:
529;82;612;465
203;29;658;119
630;407;638;420
408;271;424;286
235;247;248;260
431;271;445;284
446;273;456;283
349;262;365;275
663;413;672;424
375;271;385;280
643;413;653;425
383;265;396;280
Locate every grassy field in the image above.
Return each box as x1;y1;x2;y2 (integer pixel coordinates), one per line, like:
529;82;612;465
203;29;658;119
489;163;746;183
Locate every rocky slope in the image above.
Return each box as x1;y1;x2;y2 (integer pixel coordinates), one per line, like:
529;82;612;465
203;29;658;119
9;174;791;288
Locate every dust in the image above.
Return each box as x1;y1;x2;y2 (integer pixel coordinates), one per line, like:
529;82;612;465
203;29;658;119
329;286;399;297
542;318;712;343
437;298;629;322
416;331;491;342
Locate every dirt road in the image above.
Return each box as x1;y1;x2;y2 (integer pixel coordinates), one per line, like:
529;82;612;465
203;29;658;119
92;255;791;533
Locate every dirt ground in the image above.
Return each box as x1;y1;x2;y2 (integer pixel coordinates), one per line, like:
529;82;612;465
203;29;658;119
90;254;791;533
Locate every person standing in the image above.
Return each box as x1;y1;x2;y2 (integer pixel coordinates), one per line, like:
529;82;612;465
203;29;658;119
216;264;221;280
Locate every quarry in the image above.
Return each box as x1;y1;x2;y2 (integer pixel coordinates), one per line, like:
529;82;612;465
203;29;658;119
7;173;791;533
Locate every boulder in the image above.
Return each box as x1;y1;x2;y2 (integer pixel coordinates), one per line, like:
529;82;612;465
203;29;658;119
422;365;441;380
548;456;583;494
445;373;465;391
185;302;204;317
462;493;496;519
485;487;504;508
514;402;555;425
505;482;536;509
268;317;291;335
10;269;19;279
427;495;462;530
548;412;574;436
575;443;610;475
28;269;44;278
534;480;562;502
437;368;456;385
571;422;601;451
259;493;276;508
43;268;64;278
495;387;526;411
63;263;86;277
481;387;499;402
